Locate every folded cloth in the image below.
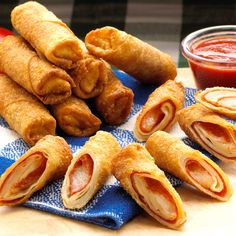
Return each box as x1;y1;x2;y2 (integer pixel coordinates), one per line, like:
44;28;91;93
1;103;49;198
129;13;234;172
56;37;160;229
0;71;229;229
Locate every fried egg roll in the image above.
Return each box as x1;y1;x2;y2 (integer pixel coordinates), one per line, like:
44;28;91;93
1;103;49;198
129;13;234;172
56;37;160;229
95;69;134;125
177;104;236;162
69;40;108;99
85;26;177;84
146;131;233;201
0;135;72;206
0;36;74;105
62;131;121;209
134;80;184;141
11;1;82;69
195;87;236;120
0;74;56;146
112;144;186;229
51;96;101;137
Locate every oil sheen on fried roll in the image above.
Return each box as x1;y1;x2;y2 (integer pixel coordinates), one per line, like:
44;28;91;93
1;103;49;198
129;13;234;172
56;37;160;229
51;96;101;137
61;131;121;209
177;104;236;162
195;87;236;120
0;74;56;146
69;39;108;99
0;135;72;206
95;68;134;125
11;1;82;69
85;26;177;84
134;80;184;141
112;144;186;229
0;36;74;105
146;131;233;201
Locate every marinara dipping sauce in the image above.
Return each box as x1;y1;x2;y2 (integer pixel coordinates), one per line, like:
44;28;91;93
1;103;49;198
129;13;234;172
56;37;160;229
181;25;236;89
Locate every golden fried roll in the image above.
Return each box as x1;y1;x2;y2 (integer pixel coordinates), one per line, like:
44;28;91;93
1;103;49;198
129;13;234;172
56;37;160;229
146;131;233;201
177;104;236;162
134;80;184;141
195;87;236;120
85;26;177;84
0;36;74;105
62;131;121;209
0;135;72;206
0;74;56;146
51;96;101;137
95;69;134;125
112;144;186;229
11;1;82;69
70;40;108;99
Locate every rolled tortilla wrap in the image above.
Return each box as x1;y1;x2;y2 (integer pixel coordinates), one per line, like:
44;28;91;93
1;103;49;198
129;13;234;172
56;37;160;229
134;80;184;141
0;135;72;206
85;26;177;84
0;36;74;105
195;87;236;120
177;104;236;162
61;131;121;209
51;96;101;137
0;74;56;146
112;144;186;229
146;131;233;201
11;1;82;69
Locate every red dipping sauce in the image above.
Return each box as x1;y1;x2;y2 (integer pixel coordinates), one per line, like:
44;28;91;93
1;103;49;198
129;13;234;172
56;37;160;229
181;26;236;89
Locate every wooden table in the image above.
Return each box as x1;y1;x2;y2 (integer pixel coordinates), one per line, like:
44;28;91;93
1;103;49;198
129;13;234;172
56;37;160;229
1;68;236;236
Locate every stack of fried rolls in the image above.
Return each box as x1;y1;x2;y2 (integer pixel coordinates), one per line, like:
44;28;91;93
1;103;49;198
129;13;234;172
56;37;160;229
11;1;83;69
85;26;177;85
112;144;186;229
51;96;101;137
0;74;56;146
134;80;184;141
0;135;72;206
62;131;121;209
146;131;233;201
0;36;75;105
177;104;236;162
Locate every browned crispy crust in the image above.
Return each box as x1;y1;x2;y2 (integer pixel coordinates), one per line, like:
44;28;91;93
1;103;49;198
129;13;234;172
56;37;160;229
0;74;56;146
85;26;177;84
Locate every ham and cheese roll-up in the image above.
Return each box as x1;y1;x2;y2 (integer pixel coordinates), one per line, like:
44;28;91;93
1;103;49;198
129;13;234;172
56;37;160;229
51;96;101;137
69;40;108;99
195;87;236;120
95;68;134;125
62;131;121;209
85;26;177;85
177;104;236;162
112;144;186;229
11;1;82;69
0;36;74;105
146;131;233;201
134;80;184;141
0;135;72;206
0;74;56;146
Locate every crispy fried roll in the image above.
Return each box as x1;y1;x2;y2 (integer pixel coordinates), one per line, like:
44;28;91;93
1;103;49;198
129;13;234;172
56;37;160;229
195;87;236;120
0;74;56;146
0;36;74;105
112;144;186;229
11;1;82;69
134;80;184;141
62;131;121;209
146;131;233;201
95;68;134;125
51;96;101;137
177;104;236;162
69;40;108;99
85;26;177;84
0;135;72;206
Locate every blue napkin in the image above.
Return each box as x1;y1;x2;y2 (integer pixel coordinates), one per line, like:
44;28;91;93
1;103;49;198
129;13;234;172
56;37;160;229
0;71;225;229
